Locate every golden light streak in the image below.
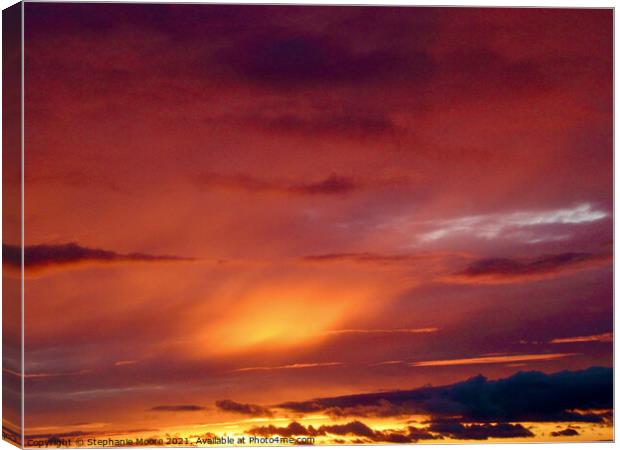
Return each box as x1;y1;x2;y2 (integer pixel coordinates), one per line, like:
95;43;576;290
326;328;438;335
550;332;612;344
409;353;579;367
231;362;344;373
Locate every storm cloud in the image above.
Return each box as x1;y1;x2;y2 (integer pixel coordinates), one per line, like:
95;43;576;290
427;421;534;440
246;419;530;442
278;366;612;423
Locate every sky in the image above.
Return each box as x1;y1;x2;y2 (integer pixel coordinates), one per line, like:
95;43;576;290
2;3;613;446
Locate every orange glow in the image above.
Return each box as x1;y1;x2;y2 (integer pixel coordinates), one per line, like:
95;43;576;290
12;4;612;447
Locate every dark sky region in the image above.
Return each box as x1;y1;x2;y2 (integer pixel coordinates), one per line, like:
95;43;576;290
5;3;612;444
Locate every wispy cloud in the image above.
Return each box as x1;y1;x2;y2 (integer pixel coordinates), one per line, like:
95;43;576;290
215;400;273;417
197;173;410;197
197;173;358;196
409;353;578;367
449;252;610;284
549;332;612;344
114;360;138;367
3;242;194;273
302;252;457;266
370;360;406;366
4;368;91;379
419;203;608;243
231;362;343;373
326;328;438;335
150;405;205;412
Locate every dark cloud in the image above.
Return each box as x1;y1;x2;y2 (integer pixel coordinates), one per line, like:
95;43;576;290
25;3;268;40
211;12;567;103
246;421;323;438
279;366;612;423
246;421;394;441
247;419;521;443
215;400;273;417
196;173;401;196
407;426;443;442
25;4;610;121
319;421;427;443
150;405;205;412
454;252;610;281
3;243;194;272
220;32;435;88
551;427;580;437
296;174;357;195
319;421;375;439
428;421;534;440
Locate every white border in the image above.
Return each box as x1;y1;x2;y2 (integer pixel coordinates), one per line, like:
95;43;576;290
0;1;615;450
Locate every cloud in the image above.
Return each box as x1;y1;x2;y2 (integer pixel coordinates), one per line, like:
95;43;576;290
318;421;440;443
3;242;194;273
319;421;375;438
326;328;438;336
220;32;435;88
246;419;527;443
246;421;323;438
304;252;410;264
231;362;343;373
419;203;608;243
406;426;444;442
150;405;205;412
409;352;578;367
215;400;273;417
4;368;92;379
278;366;612;423
428;421;534;440
450;252;610;284
245;420;407;442
196;173;359;196
302;251;452;266
114;360;138;367
551;427;580;437
296;175;358;195
196;173;411;196
549;332;612;344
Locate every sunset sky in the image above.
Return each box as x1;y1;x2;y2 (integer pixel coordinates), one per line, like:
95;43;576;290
3;3;613;445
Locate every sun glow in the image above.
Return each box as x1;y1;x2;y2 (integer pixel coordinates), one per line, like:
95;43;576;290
190;276;385;355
